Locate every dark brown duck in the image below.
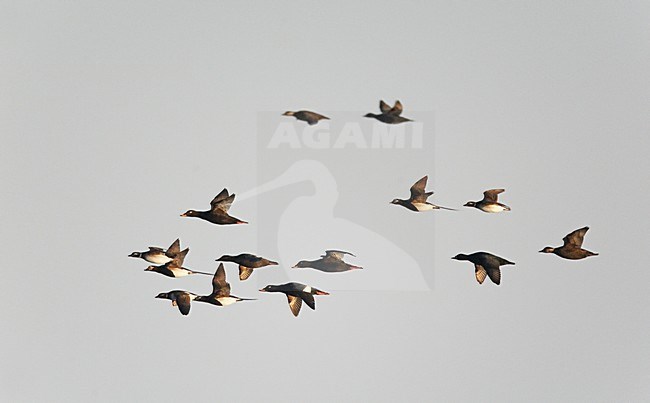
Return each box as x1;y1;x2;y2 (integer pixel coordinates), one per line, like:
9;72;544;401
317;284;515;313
155;290;197;316
364;100;412;124
282;110;330;126
293;250;362;273
181;188;248;225
452;252;515;285
216;253;278;281
539;227;598;260
259;282;329;317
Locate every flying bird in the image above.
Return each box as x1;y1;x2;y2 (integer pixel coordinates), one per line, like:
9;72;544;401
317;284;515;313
539;226;598;260
259;282;329;317
194;264;255;307
364;100;412;124
155;290;197;316
282;110;330;126
216;253;278;281
464;189;511;213
181;188;248;225
451;252;515;285
390;176;456;212
128;238;182;264
292;250;362;272
144;248;212;278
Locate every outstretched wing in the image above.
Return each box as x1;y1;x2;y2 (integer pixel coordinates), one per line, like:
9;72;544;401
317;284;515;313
410;176;432;203
210;189;235;213
379;100;391;114
388;100;403;116
211;263;231;297
323;250;356;260
168;248;189;268
486;267;501;285
482;189;505;202
176;293;192;315
300;292;316;311
475;265;487;284
165;238;181;258
287;295;303;317
563;227;589;248
238;266;254;281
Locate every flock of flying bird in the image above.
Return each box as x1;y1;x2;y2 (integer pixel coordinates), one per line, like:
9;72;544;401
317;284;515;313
129;100;599;317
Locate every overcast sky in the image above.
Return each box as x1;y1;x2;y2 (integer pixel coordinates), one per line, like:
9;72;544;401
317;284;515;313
2;1;650;402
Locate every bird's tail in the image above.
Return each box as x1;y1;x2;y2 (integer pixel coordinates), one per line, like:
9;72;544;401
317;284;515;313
192;270;214;276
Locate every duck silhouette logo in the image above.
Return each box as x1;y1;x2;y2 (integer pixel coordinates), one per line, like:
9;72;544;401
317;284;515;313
245;109;437;291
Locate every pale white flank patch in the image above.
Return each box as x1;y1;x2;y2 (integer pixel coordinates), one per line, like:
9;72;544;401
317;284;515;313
217;297;238;306
413;203;435;211
169;267;191;277
147;255;173;265
482;204;508;213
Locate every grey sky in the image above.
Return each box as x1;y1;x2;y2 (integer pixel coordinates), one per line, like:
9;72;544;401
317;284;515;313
2;1;650;402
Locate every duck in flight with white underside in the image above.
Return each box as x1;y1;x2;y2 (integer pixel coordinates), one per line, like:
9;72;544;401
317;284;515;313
391;176;456;212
